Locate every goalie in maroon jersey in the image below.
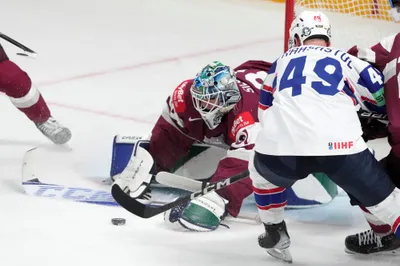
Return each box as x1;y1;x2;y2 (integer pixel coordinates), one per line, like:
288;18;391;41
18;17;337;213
110;59;338;231
110;60;271;231
0;43;71;144
344;34;400;254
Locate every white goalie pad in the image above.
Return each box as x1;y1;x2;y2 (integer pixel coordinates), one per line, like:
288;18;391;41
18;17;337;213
112;145;154;198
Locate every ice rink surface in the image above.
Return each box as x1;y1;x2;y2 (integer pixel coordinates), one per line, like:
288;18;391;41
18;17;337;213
0;0;399;265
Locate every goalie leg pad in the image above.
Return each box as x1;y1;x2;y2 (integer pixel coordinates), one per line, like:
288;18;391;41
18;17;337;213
164;191;228;232
110;135;151;178
111;135;154;199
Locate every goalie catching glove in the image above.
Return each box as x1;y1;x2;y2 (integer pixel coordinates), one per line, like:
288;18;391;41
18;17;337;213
164;191;228;232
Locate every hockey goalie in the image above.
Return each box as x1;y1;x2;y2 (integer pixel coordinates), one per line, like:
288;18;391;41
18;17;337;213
109;60;337;232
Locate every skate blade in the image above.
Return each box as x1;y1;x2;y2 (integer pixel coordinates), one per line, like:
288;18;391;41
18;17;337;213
345;247;400;256
266;248;293;263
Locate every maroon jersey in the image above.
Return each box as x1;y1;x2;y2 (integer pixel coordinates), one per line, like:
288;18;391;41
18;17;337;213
149;60;272;216
348;34;400;177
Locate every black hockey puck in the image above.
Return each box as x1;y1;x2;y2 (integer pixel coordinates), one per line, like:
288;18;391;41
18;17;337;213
111;218;126;226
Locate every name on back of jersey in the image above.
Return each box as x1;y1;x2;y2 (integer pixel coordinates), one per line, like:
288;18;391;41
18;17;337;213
281;46;352;70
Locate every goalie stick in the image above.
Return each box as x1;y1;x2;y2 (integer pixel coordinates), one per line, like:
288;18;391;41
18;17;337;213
22;178;189;207
22;179;119;206
21;147;187;207
155;172;261;223
111;170;250;219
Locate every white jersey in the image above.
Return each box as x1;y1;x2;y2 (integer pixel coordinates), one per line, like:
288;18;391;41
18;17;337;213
257;45;385;156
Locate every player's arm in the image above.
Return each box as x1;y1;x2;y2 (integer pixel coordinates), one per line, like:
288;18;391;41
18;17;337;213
349;57;388;141
258;61;277;125
149;96;196;172
349;35;400;168
208;113;261;218
352;60;385;112
347;34;396;71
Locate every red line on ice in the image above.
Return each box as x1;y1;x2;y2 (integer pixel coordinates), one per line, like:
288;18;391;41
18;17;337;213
38;37;281;87
47;101;155;124
41;36;282;121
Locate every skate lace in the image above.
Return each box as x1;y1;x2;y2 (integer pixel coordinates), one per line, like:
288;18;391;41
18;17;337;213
37;118;61;135
358;229;383;247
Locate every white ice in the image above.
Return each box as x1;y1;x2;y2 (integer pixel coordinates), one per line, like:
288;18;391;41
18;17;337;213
0;0;399;265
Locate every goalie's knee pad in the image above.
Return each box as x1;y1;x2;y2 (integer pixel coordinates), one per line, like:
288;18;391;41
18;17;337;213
164;191;228;232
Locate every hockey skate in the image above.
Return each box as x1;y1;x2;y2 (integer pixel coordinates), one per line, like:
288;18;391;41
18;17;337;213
258;221;293;263
35;117;71;145
345;229;400;255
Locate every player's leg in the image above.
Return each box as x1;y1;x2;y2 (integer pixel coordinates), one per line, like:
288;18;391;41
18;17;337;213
345;201;400;255
320;149;400;240
0;59;71;144
344;154;400;255
250;151;310;262
321;149;394;207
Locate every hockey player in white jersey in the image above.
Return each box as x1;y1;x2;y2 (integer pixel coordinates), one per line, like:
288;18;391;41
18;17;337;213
249;10;400;263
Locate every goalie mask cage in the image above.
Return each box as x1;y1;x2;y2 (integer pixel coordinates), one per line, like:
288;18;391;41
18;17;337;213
284;0;399;51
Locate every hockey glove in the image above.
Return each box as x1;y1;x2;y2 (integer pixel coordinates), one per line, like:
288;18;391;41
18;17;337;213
360;116;388;141
163;191;228;232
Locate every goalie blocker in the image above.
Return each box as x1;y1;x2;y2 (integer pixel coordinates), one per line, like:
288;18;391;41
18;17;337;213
110;135;338;209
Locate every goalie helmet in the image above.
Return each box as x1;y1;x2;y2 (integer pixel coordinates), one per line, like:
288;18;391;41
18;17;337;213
288;10;331;49
190;61;241;130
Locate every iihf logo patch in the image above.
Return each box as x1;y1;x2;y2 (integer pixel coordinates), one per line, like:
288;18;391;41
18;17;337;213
328;141;354;150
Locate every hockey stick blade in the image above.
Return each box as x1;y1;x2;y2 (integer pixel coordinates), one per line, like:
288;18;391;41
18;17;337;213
23;179;178;207
111;170;250;219
23;179;119;206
